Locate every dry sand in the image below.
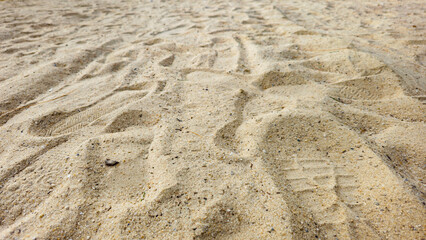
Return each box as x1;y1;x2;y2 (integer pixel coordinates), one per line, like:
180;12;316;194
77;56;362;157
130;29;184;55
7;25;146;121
0;0;425;239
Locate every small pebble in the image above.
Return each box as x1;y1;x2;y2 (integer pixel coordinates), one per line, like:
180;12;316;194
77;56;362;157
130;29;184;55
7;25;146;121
105;159;119;166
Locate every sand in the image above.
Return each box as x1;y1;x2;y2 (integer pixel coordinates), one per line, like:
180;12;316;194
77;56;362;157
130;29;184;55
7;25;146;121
0;0;425;239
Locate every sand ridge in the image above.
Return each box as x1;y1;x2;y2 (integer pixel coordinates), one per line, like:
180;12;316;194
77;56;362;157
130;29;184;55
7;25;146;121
0;0;425;239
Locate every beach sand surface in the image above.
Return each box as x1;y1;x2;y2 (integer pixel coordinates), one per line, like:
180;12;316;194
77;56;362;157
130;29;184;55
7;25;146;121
0;0;425;239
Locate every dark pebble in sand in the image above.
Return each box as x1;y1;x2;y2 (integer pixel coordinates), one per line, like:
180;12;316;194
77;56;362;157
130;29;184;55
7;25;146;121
105;159;119;166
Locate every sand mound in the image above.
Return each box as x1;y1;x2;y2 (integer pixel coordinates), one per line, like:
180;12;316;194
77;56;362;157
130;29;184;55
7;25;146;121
0;0;424;239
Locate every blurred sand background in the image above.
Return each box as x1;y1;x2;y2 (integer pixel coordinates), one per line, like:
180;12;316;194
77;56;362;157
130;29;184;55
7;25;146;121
0;0;425;239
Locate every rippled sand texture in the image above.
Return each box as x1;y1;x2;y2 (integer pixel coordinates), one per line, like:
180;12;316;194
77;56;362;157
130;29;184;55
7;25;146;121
0;0;425;239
